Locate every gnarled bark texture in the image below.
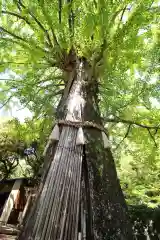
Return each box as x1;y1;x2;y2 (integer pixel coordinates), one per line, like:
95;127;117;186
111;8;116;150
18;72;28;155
18;58;133;240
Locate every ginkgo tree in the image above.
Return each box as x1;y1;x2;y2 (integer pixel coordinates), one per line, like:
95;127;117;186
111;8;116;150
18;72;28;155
0;0;159;239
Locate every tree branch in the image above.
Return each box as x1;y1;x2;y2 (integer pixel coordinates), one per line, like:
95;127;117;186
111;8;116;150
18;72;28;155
120;6;127;22
68;0;74;35
37;0;60;48
16;101;31;111
0;96;12;109
107;116;159;149
147;129;157;147
16;0;54;48
115;124;132;150
0;26;27;43
2;9;56;49
2;10;31;25
0;37;29;49
110;8;124;25
111;84;146;113
105;117;160;131
0;62;30;65
58;0;62;24
0;35;50;57
93;39;107;69
0;61;50;66
93;0;97;8
13;0;22;11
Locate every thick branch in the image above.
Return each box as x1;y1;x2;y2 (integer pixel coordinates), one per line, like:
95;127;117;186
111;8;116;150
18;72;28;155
106;116;160;148
0;37;28;48
37;0;60;47
16;0;54;48
58;0;62;24
0;36;51;61
27;12;53;47
107;117;159;148
68;0;74;34
0;61;50;66
2;10;31;25
0;26;27;42
0;61;31;65
105;117;160;130
2;11;48;49
2;9;54;48
0;29;47;53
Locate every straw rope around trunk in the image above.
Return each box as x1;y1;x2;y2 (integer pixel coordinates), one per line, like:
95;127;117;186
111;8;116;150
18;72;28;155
42;120;110;156
56;120;109;137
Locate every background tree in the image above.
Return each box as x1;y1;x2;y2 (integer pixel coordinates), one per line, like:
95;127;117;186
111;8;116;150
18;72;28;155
0;0;159;239
0;118;46;179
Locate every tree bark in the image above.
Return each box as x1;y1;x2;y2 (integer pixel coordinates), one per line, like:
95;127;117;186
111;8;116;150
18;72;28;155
18;57;133;240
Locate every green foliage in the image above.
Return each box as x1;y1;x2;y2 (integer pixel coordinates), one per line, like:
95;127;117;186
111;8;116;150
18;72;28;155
0;119;25;179
0;117;52;179
110;116;160;207
0;0;159;115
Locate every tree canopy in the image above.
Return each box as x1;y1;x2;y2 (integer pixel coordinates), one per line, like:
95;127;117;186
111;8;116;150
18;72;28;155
0;0;159;116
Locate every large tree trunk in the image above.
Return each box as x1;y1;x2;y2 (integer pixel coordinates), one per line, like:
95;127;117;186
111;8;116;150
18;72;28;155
18;57;133;240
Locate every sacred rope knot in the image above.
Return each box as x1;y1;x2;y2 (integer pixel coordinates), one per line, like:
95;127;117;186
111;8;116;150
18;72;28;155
56;119;109;137
43;120;110;156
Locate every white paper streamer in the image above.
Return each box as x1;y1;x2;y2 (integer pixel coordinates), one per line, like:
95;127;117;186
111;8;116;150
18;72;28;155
49;124;60;141
102;132;110;148
76;127;85;145
43;140;51;156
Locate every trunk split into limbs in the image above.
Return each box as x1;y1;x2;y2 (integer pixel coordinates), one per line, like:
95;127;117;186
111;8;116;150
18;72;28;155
18;57;133;240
